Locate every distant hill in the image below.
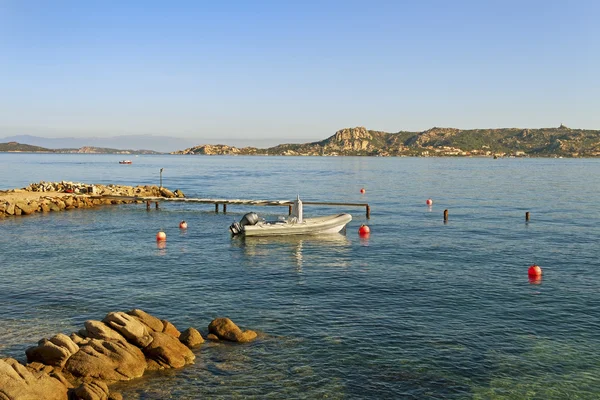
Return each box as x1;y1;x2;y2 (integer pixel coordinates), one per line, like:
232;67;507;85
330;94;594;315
0;142;162;154
172;125;600;157
0;134;198;153
0;142;51;152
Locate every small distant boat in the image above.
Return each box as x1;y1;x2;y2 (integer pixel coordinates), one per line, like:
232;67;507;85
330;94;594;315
229;196;352;237
119;160;132;164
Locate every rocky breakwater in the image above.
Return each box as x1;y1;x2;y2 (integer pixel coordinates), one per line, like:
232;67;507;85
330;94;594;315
0;309;258;400
0;181;186;218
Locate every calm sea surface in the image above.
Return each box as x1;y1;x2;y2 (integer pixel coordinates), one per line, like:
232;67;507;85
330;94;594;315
1;154;599;399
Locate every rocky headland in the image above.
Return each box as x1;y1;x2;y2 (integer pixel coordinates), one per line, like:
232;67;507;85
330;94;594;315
0;309;257;400
171;125;600;158
0;181;185;218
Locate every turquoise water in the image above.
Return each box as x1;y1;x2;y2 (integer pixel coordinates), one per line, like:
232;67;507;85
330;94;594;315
1;154;599;399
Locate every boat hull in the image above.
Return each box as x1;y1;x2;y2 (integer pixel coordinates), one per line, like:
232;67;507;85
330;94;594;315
242;213;352;237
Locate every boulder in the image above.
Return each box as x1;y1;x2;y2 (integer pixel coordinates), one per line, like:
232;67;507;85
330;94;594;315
161;320;181;338
142;331;195;370
64;338;147;381
83;320;128;343
159;187;175;198
70;332;87;345
70;380;109;400
0;357;68;400
16;201;39;215
126;309;163;332
49;333;79;355
25;335;78;368
102;312;153;347
5;202;15;215
179;327;204;348
208;318;257;343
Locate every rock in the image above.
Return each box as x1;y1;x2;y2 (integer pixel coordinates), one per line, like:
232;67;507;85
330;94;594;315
109;392;123;400
5;202;15;215
83;320;128;343
71;380;109;400
174;189;185;198
102;312;153;347
25;335;76;368
0;357;68;400
208;318;257;343
142;332;195;370
161;320;181;338
159;187;175;198
179;328;204;348
126;309;164;332
70;332;86;345
15;202;37;215
49;333;79;355
64;338;147;381
206;334;219;341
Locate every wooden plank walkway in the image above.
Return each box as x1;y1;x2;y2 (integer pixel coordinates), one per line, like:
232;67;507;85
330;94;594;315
92;195;371;218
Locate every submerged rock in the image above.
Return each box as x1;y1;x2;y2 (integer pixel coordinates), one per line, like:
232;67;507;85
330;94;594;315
180;327;204;348
208;317;258;343
143;332;195;370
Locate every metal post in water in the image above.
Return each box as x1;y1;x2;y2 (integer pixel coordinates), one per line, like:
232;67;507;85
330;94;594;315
525;211;530;222
160;168;164;188
444;209;449;222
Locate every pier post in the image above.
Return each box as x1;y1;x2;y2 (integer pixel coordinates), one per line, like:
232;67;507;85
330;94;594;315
215;204;219;213
443;209;448;222
525;211;530;222
289;205;292;215
366;205;371;219
146;201;150;210
223;204;227;213
155;202;159;210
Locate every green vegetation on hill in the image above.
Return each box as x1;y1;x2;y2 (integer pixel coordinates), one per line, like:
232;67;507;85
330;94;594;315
0;142;51;152
172;125;600;157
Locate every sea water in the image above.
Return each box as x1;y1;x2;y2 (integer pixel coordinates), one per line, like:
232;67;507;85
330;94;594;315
1;154;599;399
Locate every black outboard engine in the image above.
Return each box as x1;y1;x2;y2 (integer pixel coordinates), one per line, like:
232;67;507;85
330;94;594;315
229;212;259;235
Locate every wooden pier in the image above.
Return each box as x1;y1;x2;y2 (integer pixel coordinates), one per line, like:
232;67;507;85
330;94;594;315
91;195;371;218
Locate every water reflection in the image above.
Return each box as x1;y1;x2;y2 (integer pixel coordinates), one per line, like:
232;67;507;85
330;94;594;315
232;234;351;270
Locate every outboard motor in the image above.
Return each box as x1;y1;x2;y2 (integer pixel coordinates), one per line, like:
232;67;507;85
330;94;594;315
229;212;259;235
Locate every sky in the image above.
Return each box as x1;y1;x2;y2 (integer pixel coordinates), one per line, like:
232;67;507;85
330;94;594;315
0;0;598;145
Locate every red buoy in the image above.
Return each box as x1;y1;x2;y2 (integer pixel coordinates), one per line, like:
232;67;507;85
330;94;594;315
426;198;433;206
179;220;188;229
528;264;542;278
360;188;366;194
358;224;370;236
156;231;167;241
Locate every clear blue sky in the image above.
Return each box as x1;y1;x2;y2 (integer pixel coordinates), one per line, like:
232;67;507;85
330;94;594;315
0;0;598;144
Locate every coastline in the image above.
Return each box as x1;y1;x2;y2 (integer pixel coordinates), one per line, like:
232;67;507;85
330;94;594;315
0;181;183;218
